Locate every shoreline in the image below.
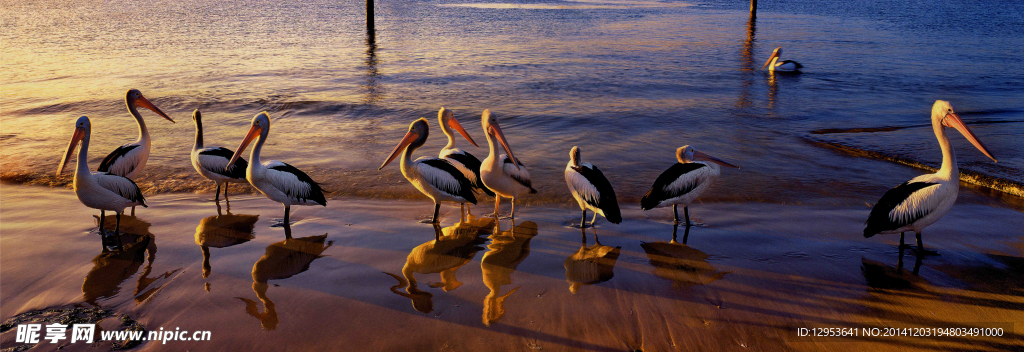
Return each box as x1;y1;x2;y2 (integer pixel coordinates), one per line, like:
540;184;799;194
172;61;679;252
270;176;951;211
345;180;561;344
2;183;1022;351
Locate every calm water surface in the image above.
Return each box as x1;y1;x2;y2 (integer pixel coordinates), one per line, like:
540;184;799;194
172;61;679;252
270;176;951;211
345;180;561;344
2;0;1023;205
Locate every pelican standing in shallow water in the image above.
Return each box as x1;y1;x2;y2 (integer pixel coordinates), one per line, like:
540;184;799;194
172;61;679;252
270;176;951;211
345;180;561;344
379;118;477;224
228;112;326;226
58;116;147;250
98;89;174;214
564;146;621;228
641;146;738;226
864;100;997;254
480;110;536;219
191;109;248;200
437;107;493;213
762;47;803;73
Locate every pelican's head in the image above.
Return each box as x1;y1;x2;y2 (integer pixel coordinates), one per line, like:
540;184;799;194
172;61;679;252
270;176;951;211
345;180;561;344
931;100;997;162
676;145;739;168
379;118;429;170
481;110;520;166
191;109;202;125
227;112;271;170
57;116;91;175
762;47;783;69
569;146;581;168
126;89;175;123
438;107;479;147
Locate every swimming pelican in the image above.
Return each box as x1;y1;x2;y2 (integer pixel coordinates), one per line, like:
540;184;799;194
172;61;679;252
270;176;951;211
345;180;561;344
379;118;477;223
480;110;536;219
228;112;326;226
864;100;997;254
640;145;738;226
438;107;494;213
564;146;621;227
58;116;147;250
191;109;249;200
761;47;803;73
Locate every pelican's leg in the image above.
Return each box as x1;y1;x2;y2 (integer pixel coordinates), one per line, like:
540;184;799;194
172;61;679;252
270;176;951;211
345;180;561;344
590;212;599;227
114;212;124;251
494;197;501;219
131;206;135;216
99;210;106;235
580;209;587;229
283;205;291;227
224;183;230;199
915;232;938;256
671;223;678;242
215;183;222;201
510;198;517;219
899;232;907;249
684;206;692;227
432;203;441;224
673;204;680;223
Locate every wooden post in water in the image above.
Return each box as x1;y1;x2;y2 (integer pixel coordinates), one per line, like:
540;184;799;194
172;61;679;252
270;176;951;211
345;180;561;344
367;0;375;31
750;0;757;18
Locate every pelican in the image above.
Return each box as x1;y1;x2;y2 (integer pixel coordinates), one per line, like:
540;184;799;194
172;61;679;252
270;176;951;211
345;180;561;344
864;100;997;254
379;118;477;223
640;145;738;226
480;110;536;219
98;89;175;178
58;116;147;250
228;112;326;226
438;107;494;213
762;47;803;73
564;146;621;227
191;109;249;200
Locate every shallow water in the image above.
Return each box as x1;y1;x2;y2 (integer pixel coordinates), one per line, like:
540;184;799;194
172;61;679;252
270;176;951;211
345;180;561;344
1;185;1022;350
2;0;1023;206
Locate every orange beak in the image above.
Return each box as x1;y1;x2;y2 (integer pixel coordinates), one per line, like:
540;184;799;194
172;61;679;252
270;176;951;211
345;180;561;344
447;116;479;148
943;113;997;162
694;151;739;168
135;95;175;123
228;125;261;171
489;124;520;166
762;51;779;69
379;130;420;170
57;127;86;175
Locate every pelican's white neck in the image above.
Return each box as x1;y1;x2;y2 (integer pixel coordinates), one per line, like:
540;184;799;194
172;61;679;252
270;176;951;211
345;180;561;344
441;121;457;151
127;101;150;144
934;122;957;180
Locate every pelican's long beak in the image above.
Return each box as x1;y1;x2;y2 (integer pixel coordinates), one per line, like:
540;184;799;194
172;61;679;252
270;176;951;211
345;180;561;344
379;130;419;170
448;117;479;148
761;51;779;69
694;151;739;168
228;125;261;170
489;124;520;166
57;127;86;175
135;95;175;123
943;113;997;162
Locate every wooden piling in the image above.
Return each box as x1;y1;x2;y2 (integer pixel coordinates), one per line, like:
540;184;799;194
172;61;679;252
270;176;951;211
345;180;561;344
367;0;375;31
750;0;757;17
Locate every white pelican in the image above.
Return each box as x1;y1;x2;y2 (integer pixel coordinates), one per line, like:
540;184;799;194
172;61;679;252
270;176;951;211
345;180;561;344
379;118;477;223
58;116;147;250
864;100;997;254
98;89;175;178
190;109;249;200
228;112;326;226
438;107;494;213
564;146;621;227
761;47;803;73
480;110;536;219
640;145;738;225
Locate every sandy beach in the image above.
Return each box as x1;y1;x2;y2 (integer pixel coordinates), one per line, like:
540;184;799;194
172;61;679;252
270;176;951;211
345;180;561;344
2;183;1021;351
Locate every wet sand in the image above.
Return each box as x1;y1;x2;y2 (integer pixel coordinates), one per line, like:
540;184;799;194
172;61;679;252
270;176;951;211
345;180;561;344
1;184;1022;351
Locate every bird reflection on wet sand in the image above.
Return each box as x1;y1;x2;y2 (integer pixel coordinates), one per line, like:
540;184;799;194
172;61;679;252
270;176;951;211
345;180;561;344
481;220;537;326
82;215;157;305
385;215;494;313
237;229;332;330
641;224;729;288
195;199;258;281
564;227;621;294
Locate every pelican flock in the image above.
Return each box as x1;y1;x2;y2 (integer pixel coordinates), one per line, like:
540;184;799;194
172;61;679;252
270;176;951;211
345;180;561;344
191;109;249;200
379;118;477;223
641;145;738;226
228;112;326;226
480;110;536;219
762;47;803;73
58;116;147;249
863;100;997;254
564;146;621;228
